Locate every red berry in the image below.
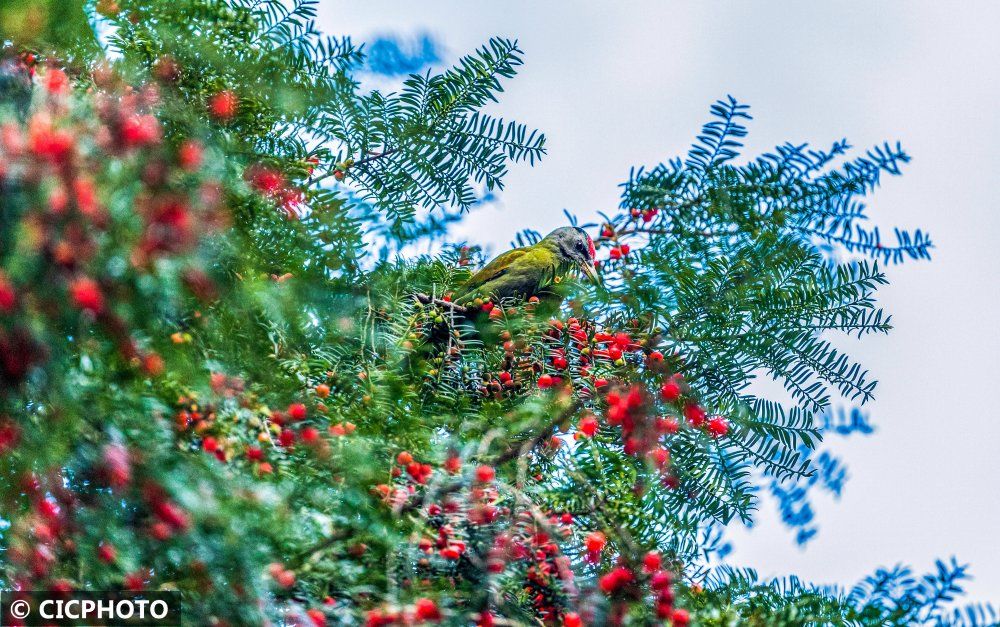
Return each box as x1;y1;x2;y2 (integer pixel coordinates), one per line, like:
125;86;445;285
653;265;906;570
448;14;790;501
475;465;496;483
301;426;320;443
246;446;264;462
656;417;680;435
397;451;413;465
599;566;634;594
97;542;117;563
178;140;203;171
120;114;160;147
683;403;706;427
208;90;239;120
124;571;146;591
671;608;690;626
649;446;670;469
444;456;461;474
660;380;681;402
537;374;554;389
708;417;730;438
279;429;295;447
651;570;672;590
287;403;307;421
314;383;331;398
643;551;662;573
202;436;218;453
413;598;441;621
69;277;104;313
44;68;70;95
150;522;172;541
563;612;584;627
584;531;606;553
275;569;295;588
648;350;664;363
0;277;16;313
578;415;598;437
307;607;327;627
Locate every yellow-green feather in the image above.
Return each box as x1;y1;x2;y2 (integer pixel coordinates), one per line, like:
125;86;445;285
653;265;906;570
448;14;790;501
456;242;562;302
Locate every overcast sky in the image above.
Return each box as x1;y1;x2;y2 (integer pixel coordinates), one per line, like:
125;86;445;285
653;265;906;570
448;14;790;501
319;1;1000;605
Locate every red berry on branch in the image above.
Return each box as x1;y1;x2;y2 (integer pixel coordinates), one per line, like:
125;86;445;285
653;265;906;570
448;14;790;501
584;531;606;553
537;374;554;389
598;566;634;594
671;608;690;626
660;379;681;403
683;403;706;427
287;403;307;421
413;597;441;621
178;140;203;171
44;67;70;95
301;426;320;444
275;569;295;588
650;570;672;590
476;465;496;483
97;542;117;563
578;414;598;437
123;571;146;591
0;276;16;313
707;417;730;438
643;551;662;573
306;607;327;627
279;429;295;447
563;612;584;627
69;277;104;314
656;417;680;435
208;90;239;121
397;451;413;465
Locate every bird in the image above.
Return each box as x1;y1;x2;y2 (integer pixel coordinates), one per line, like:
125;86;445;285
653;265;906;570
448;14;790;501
455;226;600;304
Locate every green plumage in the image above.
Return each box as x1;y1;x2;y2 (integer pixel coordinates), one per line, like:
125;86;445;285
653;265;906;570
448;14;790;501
455;227;599;303
457;243;560;302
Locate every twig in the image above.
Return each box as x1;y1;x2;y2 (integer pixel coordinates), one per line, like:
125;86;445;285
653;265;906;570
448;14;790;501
413;293;469;315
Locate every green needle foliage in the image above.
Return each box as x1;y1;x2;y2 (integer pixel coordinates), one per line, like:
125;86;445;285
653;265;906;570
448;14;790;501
0;2;991;626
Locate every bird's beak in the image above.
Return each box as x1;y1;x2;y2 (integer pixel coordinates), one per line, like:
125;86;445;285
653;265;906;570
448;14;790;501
579;261;602;286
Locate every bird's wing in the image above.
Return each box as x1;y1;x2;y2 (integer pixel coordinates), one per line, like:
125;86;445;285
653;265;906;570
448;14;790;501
459;248;530;296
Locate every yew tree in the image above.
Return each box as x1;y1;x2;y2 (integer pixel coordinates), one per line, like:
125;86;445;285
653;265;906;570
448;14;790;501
0;1;991;626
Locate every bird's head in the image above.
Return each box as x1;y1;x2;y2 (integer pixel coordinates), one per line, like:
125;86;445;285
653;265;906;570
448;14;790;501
543;226;601;285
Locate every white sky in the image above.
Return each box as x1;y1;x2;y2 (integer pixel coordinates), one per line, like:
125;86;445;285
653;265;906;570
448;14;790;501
319;1;1000;606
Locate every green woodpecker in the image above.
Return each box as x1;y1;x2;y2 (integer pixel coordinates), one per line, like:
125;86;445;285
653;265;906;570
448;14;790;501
456;227;600;303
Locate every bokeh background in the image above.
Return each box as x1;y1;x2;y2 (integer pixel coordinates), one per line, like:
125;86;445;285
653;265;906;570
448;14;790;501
320;1;1000;604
